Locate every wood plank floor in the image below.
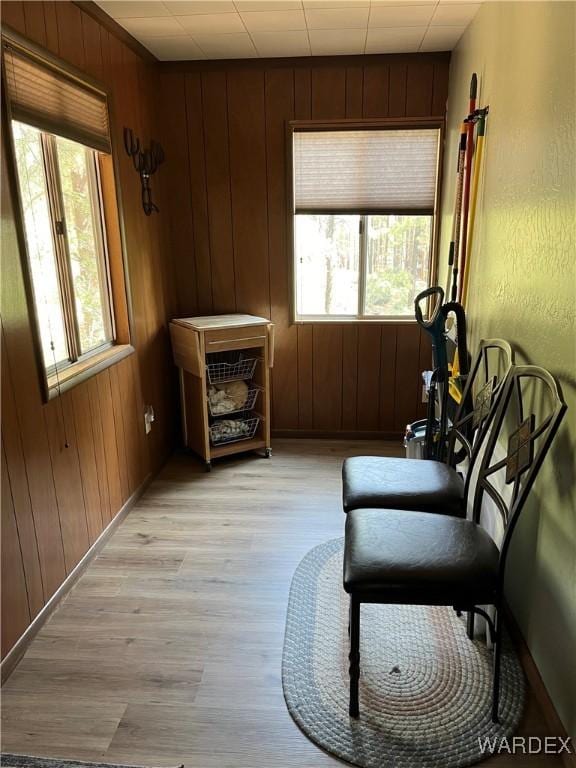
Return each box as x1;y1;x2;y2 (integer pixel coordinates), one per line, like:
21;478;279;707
1;440;563;767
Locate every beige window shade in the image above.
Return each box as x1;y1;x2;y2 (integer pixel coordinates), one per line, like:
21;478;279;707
3;40;111;154
293;128;440;214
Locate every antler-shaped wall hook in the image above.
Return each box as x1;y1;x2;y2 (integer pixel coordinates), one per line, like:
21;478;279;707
123;127;165;216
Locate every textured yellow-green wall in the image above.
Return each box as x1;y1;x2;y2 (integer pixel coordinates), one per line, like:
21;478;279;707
440;2;576;736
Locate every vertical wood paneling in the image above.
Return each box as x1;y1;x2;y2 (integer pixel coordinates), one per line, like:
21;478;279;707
345;66;364;118
43;1;59;55
157;53;448;437
80;10;103;81
406;59;434;116
44;395;90;572
227;69;270;319
393;324;422;431
71;386;104;545
311;67;346;119
1;337;45;617
159;73;198;316
363;64;389;117
312;325;343;430
297;326;314;429
96;371;124;515
265;67;299;430
202;71;236;313
342;325;359;430
55;2;85;70
86;376;112;526
389;60;408;117
1;444;30;657
1;1;26;33
379;327;398;431
294;67;311;119
22;2;47;47
185;73;212;315
1;1;176;661
432;58;450;116
356;325;382;430
1;140;67;599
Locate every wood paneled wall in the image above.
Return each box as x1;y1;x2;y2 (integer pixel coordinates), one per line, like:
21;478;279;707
1;1;176;659
157;54;448;435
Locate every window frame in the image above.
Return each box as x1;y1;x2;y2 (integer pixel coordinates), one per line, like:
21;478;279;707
287;118;445;325
1;28;135;402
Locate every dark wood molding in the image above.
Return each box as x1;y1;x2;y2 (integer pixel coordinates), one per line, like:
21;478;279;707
272;430;403;440
73;0;158;64
159;50;451;74
504;604;575;767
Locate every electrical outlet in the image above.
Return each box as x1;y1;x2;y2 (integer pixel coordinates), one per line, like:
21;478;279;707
144;405;155;435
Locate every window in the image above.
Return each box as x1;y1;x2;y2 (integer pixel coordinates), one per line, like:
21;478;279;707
12;121;114;372
3;34;130;398
292;125;441;320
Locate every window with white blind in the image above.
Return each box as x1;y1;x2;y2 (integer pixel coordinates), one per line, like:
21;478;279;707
291;124;441;321
3;33;131;399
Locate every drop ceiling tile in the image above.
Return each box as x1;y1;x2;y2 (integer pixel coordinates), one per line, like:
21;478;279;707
177;13;245;33
193;32;257;57
163;1;236;13
420;24;465;50
303;1;369;7
369;4;435;27
365;26;425;53
239;9;307;31
235;1;303;10
305;7;369;29
120;16;188;36
431;3;480;25
308;28;366;55
251;30;311;56
140;35;206;59
95;1;170;18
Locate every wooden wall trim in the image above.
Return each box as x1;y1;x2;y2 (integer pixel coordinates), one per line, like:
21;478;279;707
0;471;153;683
159;50;450;74
505;605;576;767
73;0;157;64
272;429;402;441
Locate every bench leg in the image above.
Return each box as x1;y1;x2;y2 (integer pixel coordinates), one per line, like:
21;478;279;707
349;595;360;717
492;605;502;723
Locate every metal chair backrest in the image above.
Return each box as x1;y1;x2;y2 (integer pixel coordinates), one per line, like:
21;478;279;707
446;338;514;470
471;365;567;581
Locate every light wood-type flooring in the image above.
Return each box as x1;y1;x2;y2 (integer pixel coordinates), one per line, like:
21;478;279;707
1;441;564;767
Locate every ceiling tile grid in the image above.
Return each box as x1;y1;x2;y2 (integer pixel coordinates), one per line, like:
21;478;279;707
95;0;482;60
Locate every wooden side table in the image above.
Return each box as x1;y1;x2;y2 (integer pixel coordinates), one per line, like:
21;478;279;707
169;314;274;470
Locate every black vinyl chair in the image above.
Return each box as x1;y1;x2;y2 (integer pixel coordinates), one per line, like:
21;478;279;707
343;365;567;722
342;339;514;517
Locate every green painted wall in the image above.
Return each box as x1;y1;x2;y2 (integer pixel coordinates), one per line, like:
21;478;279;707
439;2;576;736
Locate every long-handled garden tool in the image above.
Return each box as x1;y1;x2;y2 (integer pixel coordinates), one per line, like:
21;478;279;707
461;107;488;306
455;74;478;302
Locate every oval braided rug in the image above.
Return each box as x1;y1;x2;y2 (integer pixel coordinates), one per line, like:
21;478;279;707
282;538;525;768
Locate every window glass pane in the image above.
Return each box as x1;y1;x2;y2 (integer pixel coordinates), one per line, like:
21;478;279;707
365;215;432;316
11;121;69;368
56;136;112;354
295;214;359;317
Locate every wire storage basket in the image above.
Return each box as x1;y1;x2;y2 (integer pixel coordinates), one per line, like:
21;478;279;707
207;385;261;417
206;351;258;384
209;413;260;446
